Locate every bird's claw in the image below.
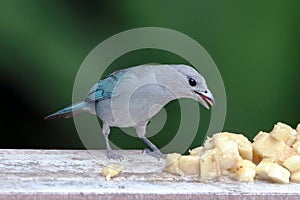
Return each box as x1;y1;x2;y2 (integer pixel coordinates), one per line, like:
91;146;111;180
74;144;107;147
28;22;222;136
106;150;124;161
144;148;166;160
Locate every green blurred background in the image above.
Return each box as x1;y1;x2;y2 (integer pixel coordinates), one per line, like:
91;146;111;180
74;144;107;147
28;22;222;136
0;0;299;151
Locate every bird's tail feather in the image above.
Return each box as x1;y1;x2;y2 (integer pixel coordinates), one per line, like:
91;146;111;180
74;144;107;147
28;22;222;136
44;102;86;120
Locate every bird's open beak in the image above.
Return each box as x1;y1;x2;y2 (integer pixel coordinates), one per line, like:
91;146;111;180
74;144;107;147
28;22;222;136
194;90;215;109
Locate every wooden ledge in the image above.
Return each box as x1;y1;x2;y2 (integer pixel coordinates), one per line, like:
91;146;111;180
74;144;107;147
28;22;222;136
0;149;299;200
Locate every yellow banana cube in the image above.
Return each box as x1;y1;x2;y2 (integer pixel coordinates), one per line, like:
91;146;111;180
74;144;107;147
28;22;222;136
293;142;300;154
291;170;300;183
268;163;290;184
164;153;183;176
256;158;277;180
200;149;221;178
252;132;295;163
234;160;256;182
189;146;203;156
270;122;297;146
283;155;300;172
178;155;200;175
297;123;300;134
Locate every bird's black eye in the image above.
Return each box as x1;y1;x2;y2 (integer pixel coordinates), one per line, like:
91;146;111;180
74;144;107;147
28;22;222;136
188;78;197;86
204;90;208;93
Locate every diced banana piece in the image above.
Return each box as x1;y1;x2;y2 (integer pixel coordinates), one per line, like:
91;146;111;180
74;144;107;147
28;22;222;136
291;170;300;183
270;122;297;146
164;153;183;176
206;133;247;159
252;132;267;164
234;160;256;182
252;133;269;164
252;132;295;163
199;132;252;178
205;132;252;161
256;158;277;180
230;133;253;161
189;146;203;156
252;150;263;165
268;163;290;184
178;155;200;175
215;140;242;171
200;149;221;178
238;144;253;161
253;131;269;141
102;164;124;181
293;142;300;154
283;155;300;172
203;136;213;148
296;124;300;142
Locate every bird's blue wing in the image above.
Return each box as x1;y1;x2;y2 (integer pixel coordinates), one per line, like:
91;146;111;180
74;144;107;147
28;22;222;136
86;70;125;102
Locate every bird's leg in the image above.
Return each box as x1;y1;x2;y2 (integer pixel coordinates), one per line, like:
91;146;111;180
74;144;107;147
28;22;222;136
136;126;165;159
102;124;123;160
140;136;166;159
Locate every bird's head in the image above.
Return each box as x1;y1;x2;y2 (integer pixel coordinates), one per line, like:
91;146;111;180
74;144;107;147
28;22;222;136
172;65;215;109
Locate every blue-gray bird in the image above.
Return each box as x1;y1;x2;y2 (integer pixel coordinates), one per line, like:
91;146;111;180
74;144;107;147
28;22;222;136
45;64;215;159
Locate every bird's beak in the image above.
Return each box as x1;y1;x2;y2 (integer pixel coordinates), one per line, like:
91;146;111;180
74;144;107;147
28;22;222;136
194;89;215;109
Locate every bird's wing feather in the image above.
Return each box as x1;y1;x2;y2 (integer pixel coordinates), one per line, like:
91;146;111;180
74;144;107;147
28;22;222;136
85;70;125;102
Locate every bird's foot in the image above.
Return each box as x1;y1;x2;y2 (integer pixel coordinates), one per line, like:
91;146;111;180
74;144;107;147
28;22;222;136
106;150;124;161
144;149;166;160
